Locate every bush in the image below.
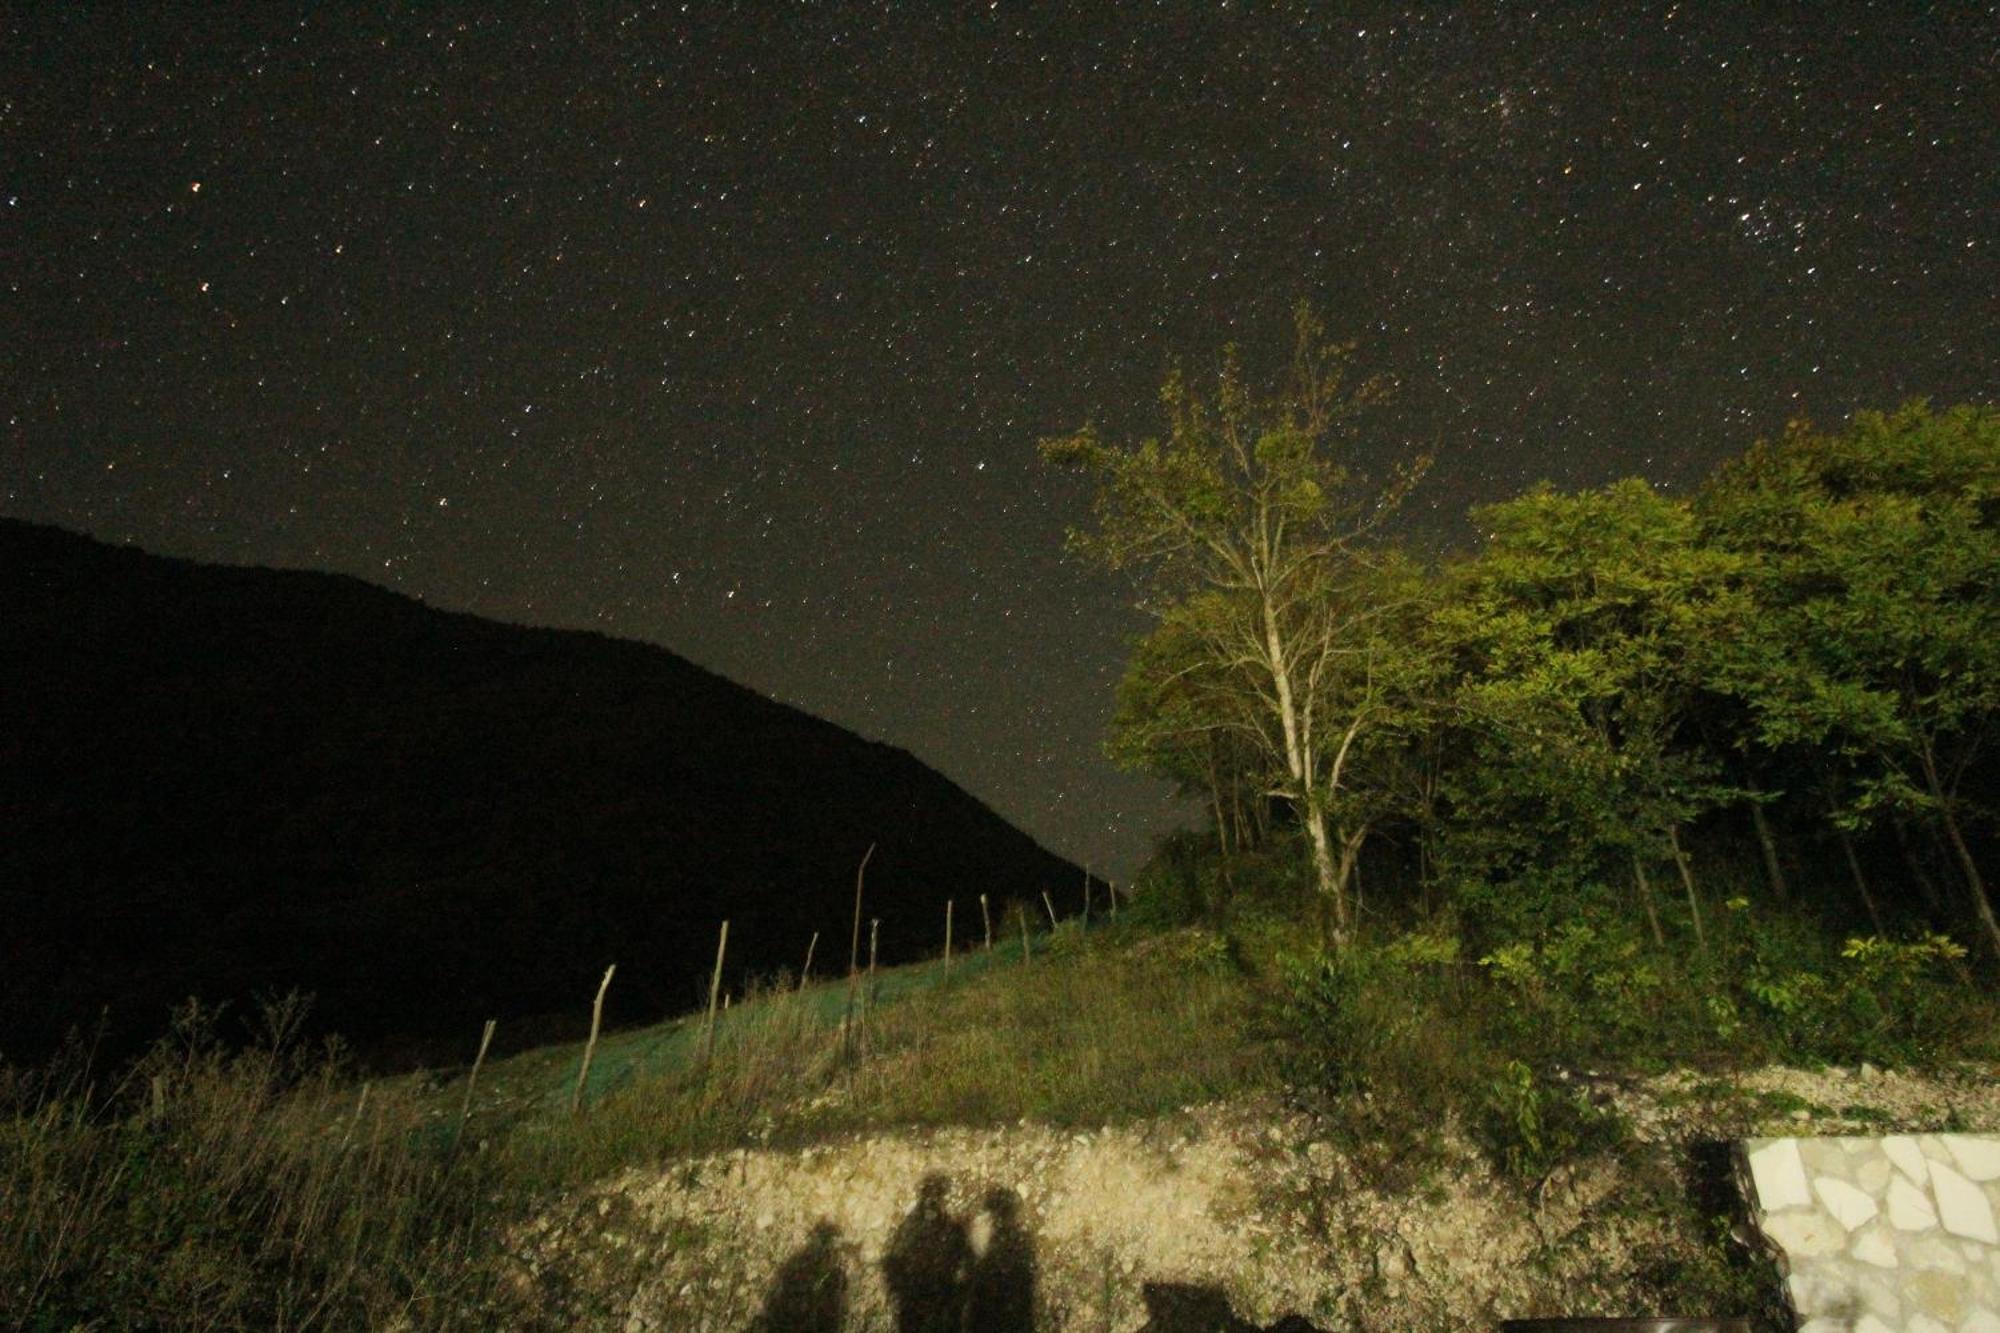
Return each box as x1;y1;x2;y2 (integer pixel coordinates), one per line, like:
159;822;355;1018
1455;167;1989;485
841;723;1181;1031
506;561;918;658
1743;929;1972;1065
1277;940;1488;1183
1474;1058;1624;1182
1479;914;1698;1067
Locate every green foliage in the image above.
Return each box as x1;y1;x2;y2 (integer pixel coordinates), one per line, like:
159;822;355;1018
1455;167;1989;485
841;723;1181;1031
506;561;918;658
1073;362;2000;961
1045;304;1431;931
1479;915;1678;1061
1696;400;2000;952
1476;1058;1623;1183
1264;861;1994;1186
1439;479;1745;917
1743;930;1971;1064
1276;942;1486;1182
1123;830;1220;929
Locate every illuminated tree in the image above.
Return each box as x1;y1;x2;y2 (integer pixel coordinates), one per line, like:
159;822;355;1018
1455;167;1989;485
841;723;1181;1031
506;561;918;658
1043;305;1425;943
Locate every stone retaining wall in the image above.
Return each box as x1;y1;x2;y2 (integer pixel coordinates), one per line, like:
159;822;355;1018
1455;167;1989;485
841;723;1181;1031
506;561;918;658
1742;1132;2000;1332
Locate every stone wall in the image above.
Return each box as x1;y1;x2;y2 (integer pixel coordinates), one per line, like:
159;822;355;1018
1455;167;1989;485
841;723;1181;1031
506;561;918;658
1742;1133;2000;1332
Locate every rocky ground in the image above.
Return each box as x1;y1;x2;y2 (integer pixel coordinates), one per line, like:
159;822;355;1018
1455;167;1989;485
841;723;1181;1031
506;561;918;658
505;1065;2000;1332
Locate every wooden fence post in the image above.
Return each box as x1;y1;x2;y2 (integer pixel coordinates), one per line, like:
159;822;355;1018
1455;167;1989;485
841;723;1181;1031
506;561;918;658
703;921;730;1064
800;930;819;992
980;893;993;951
864;918;882;1040
571;963;616;1114
1042;890;1058;929
456;1018;496;1141
843;844;876;1056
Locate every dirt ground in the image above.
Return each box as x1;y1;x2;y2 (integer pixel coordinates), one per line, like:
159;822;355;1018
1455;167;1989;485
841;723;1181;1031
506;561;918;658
506;1063;2000;1332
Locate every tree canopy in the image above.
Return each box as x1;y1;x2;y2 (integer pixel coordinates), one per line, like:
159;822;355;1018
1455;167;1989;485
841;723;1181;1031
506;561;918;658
1054;326;2000;966
1042;304;1426;943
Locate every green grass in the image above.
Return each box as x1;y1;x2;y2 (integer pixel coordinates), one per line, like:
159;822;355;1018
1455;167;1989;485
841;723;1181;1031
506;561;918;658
1;918;1269;1331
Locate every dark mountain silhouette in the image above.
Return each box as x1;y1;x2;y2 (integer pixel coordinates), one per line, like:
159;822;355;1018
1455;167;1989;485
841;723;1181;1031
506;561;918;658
0;519;1094;1067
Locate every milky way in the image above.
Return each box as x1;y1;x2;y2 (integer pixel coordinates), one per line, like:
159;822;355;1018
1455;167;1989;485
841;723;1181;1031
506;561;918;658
6;5;1996;878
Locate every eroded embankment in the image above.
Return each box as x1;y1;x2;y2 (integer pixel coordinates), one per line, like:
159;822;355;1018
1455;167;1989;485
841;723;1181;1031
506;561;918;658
507;1066;2000;1332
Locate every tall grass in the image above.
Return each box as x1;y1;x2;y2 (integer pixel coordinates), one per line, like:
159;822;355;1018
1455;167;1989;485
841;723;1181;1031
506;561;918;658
1;997;529;1331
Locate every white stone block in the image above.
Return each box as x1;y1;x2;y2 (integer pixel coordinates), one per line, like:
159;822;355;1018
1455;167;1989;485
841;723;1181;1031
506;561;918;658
1854;1268;1905;1321
1908;1269;1970;1324
1856;1315;1897;1333
1750;1138;1814;1210
1942;1134;2000;1183
1852;1225;1899;1268
1817;1174;1882;1230
1910;1236;1965;1270
1797;1321;1846;1333
1962;1309;2000;1333
1892;1173;1943;1231
1906;1316;1950;1333
1768;1209;1850;1257
1932;1159;2000;1243
1857;1155;1893;1193
1789;1268;1846;1311
1887;1135;1932;1183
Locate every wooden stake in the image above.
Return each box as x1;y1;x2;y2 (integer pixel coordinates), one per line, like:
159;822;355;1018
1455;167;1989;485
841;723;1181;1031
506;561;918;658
458;1018;496;1130
843;844;875;1054
980;893;993;950
703;922;729;1064
1082;867;1091;927
1020;905;1032;961
865;918;882;1037
573;964;616;1114
945;899;954;973
1109;881;1118;919
1042;890;1058;928
800;930;819;991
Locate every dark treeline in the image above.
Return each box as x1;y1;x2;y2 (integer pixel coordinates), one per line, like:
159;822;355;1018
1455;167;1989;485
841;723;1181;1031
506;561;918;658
1051;308;1999;970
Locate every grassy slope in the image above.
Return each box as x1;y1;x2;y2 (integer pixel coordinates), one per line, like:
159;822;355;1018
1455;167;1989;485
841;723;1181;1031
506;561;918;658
466;920;1268;1191
7;896;1996;1330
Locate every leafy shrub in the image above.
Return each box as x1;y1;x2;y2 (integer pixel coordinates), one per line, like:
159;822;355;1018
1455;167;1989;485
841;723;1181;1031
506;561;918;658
1745;931;1970;1064
1479;914;1690;1065
1123;831;1214;929
1277;943;1485;1182
1475;1058;1624;1182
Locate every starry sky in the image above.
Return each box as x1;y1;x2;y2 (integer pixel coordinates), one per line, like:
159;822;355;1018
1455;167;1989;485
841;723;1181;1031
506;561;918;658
5;4;1996;881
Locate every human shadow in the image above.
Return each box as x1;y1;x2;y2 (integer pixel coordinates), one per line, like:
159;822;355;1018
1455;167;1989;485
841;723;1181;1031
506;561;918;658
750;1218;848;1333
964;1186;1036;1333
1135;1280;1331;1333
883;1174;974;1333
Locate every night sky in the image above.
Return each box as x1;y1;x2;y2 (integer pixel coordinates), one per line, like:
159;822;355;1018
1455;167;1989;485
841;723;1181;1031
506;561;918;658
6;5;1996;880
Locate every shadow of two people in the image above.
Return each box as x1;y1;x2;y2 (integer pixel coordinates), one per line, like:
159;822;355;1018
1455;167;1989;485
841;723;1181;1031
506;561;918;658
751;1173;1330;1333
752;1173;1035;1333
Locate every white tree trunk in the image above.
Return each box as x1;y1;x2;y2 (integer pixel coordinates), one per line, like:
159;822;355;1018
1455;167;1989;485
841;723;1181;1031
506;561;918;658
1262;595;1346;938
